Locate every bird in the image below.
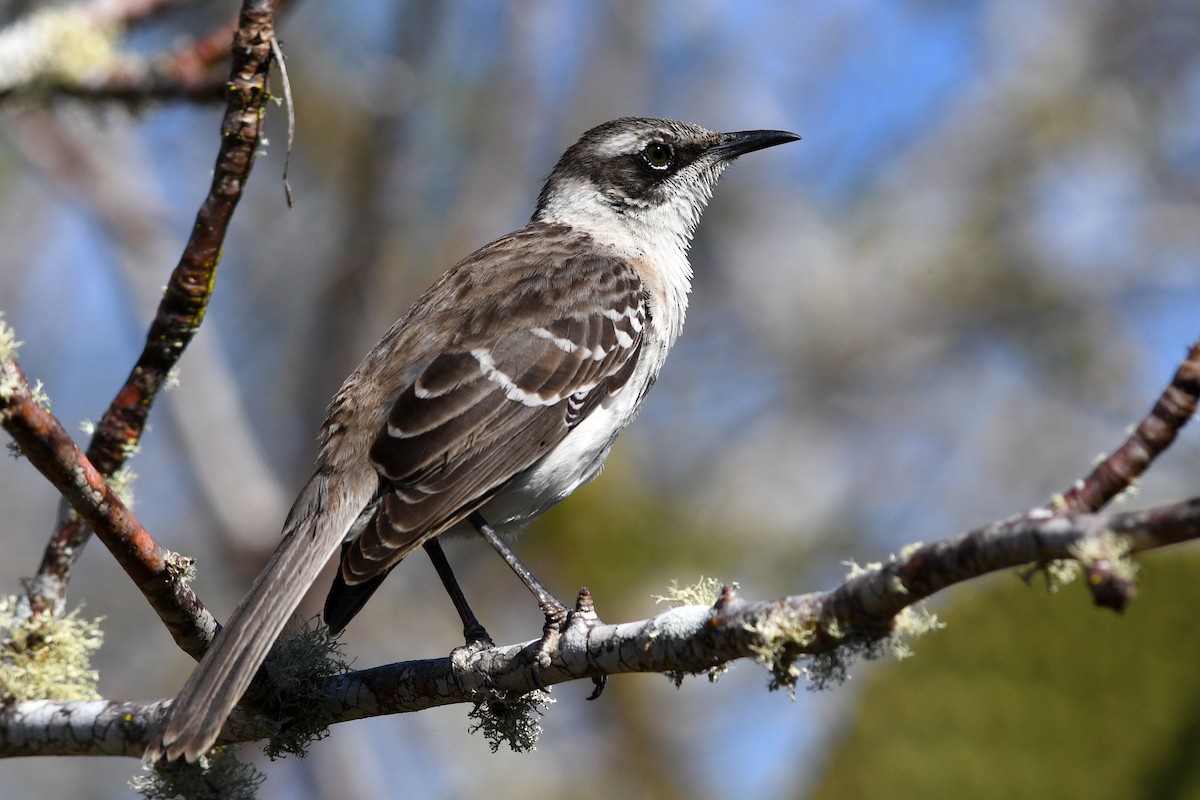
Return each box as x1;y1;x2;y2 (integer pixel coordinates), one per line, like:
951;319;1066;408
145;116;799;762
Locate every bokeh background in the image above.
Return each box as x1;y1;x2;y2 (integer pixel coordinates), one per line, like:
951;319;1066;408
2;0;1200;797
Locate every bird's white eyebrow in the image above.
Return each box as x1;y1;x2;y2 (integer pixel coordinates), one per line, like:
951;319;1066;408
592;130;646;157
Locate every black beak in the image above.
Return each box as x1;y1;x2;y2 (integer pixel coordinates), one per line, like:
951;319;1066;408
712;129;801;160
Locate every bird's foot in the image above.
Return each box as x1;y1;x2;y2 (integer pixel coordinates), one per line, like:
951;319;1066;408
447;621;496;696
449;621;496;675
530;587;606;698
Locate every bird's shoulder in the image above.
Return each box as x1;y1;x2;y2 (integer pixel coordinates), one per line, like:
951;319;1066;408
422;222;646;340
375;221;649;448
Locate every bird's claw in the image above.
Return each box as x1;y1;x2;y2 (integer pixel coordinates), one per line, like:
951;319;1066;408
449;625;496;691
529;587;606;694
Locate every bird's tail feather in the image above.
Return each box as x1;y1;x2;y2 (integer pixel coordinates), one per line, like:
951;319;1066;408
144;471;364;763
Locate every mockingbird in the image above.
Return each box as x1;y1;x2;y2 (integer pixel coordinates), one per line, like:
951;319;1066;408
146;116;799;761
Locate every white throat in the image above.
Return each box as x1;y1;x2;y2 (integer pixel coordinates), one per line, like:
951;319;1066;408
536;169;725;345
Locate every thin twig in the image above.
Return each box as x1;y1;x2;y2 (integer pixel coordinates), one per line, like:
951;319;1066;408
0;75;226;103
0;0;298;104
1055;341;1200;514
269;35;296;207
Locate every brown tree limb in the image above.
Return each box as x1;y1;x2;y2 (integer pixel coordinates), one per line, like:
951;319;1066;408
38;0;298;104
1039;339;1200;607
0;350;217;659
2;494;1198;758
23;0;278;616
1054;341;1200;514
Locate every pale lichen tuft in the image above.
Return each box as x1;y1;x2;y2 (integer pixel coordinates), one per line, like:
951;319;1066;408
745;606;821;698
108;466;138;509
1069;531;1139;583
842;559;883;580
165;553;197;584
652;576;732;607
886;602;944;660
0;314;21;362
467;688;555;753
0;7;130;92
28;379;50;409
746;556;946;697
0;595;103;702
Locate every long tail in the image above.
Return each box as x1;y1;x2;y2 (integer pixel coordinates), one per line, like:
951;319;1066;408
144;470;366;762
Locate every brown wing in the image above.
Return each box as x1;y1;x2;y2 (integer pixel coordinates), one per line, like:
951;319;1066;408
340;246;646;588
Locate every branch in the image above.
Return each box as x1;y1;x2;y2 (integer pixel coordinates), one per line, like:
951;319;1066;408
22;0;278;616
1041;340;1200;607
0;0;295;104
3;494;1199;758
0;344;216;659
1055;341;1200;514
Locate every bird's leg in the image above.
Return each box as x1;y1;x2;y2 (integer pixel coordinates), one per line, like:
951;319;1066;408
423;539;494;672
468;512;570;678
468;512;568;622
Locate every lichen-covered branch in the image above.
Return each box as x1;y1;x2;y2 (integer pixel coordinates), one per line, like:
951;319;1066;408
2;495;1198;758
0;340;217;659
24;0;278;616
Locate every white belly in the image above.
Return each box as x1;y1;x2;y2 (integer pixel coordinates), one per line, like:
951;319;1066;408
446;334;664;538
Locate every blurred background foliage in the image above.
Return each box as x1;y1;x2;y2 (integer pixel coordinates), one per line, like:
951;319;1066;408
0;0;1198;798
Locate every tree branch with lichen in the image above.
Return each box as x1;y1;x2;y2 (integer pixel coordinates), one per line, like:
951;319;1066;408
3;492;1200;762
1043;340;1200;607
0;322;217;660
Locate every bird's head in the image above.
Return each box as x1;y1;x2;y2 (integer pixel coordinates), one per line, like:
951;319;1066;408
534;117;799;248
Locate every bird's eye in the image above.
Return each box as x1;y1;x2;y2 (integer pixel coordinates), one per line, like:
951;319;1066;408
642;141;674;170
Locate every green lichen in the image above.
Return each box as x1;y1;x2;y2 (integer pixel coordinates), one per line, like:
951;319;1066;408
747;556;945;697
1070;531;1139;583
0;595;103;702
652;575;732;607
255;618;350;760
